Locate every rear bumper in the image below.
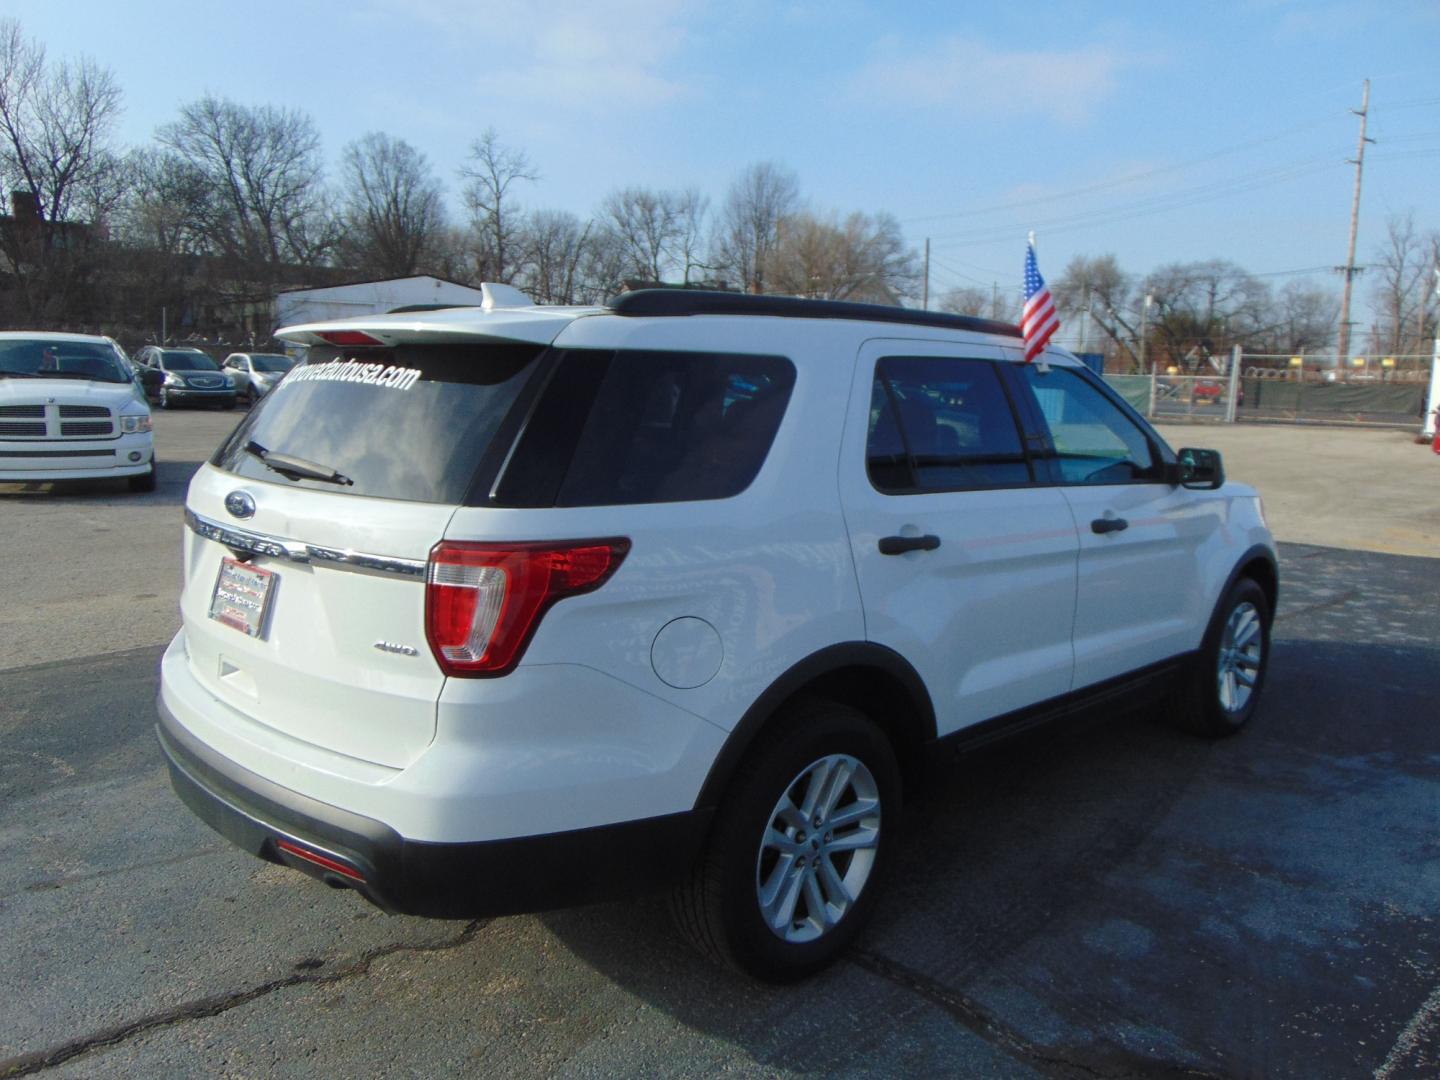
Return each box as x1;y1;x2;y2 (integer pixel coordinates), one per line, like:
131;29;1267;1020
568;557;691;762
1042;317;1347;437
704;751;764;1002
156;697;712;918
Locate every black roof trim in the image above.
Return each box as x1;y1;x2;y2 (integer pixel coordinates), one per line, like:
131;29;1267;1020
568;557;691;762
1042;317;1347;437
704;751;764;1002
606;289;1023;339
386;303;475;314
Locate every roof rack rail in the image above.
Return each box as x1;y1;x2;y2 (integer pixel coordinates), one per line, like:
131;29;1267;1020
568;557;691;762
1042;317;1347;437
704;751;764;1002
606;289;1022;339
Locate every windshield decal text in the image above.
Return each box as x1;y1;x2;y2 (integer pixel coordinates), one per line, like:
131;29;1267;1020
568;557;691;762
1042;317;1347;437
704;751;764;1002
286;359;421;391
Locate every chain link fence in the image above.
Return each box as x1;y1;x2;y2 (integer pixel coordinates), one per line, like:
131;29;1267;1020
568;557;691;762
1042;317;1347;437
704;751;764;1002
1106;352;1434;428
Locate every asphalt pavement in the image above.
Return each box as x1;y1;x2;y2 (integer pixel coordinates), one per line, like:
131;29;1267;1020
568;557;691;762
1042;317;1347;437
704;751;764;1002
0;412;1436;1078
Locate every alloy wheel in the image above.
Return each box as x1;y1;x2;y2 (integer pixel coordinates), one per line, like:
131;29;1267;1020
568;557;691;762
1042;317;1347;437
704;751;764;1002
755;753;881;944
1217;600;1263;713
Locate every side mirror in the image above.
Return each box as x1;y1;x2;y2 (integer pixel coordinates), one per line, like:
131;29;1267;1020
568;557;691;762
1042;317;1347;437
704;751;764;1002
1168;447;1224;490
138;368;165;391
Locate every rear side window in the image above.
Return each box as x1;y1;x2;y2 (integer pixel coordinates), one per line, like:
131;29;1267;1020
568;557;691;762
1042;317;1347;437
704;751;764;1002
867;356;1031;493
212;343;543;504
495;350;795;507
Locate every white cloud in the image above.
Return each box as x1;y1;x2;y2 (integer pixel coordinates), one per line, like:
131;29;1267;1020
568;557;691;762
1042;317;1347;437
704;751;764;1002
363;0;696;110
848;35;1133;126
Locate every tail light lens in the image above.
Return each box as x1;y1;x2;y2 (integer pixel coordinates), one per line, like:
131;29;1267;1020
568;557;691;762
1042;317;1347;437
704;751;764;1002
425;538;630;676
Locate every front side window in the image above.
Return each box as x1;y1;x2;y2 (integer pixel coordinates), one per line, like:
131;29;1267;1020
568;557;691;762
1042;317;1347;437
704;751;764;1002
866;356;1030;493
1021;364;1161;484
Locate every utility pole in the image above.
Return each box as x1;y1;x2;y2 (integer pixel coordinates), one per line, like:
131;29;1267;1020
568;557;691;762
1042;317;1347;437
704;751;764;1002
1423;268;1440;441
1335;78;1374;366
922;238;930;310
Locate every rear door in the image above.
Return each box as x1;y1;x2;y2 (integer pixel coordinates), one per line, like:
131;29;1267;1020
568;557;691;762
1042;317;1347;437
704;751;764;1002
180;339;548;769
839;340;1079;736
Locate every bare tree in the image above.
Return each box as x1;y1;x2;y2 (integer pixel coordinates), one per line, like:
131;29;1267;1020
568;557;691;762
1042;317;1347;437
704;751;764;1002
113;148;220;336
158;95;333;296
1145;260;1271;370
937;285;1014;321
1054;254;1143;368
0;19;124;321
767;210;919;303
1268;280;1338;355
516;210;581;303
674;188;709;285
336;132;446;278
576;225;630;302
601;186;677;283
459;128;537;283
1367;212;1437;356
713;162;799;294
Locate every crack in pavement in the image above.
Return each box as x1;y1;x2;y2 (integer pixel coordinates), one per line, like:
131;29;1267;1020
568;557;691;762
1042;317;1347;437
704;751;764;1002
1273;588;1361;624
0;846;230;902
848;948;1224;1079
0;919;488;1077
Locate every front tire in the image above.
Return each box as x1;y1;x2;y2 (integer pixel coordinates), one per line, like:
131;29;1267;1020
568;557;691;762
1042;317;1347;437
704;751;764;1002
672;698;900;982
1166;577;1271;737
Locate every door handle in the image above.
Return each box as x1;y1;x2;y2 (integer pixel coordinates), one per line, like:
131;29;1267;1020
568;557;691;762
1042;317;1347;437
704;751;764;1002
1091;517;1129;535
878;534;941;555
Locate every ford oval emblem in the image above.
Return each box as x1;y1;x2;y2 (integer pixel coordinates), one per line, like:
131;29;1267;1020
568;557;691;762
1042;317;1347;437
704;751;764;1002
225;491;256;520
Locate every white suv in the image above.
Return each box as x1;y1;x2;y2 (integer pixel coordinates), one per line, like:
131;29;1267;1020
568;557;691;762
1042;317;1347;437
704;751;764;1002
157;286;1277;981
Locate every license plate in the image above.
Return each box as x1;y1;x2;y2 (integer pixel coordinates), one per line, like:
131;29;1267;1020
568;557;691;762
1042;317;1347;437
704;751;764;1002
208;558;276;638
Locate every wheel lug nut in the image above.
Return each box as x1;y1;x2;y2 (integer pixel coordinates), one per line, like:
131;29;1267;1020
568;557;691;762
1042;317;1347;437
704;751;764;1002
797;831;806;842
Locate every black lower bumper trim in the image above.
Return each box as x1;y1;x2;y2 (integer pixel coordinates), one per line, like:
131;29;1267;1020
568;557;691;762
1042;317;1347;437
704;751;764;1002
156;699;713;918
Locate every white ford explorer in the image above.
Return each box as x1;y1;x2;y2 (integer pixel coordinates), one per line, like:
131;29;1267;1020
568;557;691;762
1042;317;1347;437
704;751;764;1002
157;286;1277;981
0;331;156;491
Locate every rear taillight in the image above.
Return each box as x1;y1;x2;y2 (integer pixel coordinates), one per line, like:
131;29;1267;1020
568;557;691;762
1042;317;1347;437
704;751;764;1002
425;538;630;676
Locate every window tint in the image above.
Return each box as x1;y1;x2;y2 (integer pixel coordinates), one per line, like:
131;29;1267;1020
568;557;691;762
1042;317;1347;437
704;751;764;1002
1021;364;1160;484
162;350;219;371
867;357;1030;493
0;339;130;383
497;349;794;507
212;343;542;503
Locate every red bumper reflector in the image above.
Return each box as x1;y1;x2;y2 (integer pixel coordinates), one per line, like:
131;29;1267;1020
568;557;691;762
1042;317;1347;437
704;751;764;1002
276;839;366;882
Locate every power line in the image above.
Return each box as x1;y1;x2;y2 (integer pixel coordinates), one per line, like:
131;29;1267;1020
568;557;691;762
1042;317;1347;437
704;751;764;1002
900;113;1338;227
926;156;1341;247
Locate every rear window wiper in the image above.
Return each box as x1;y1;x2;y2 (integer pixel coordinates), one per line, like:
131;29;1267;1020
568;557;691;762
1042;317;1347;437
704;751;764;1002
244;440;353;486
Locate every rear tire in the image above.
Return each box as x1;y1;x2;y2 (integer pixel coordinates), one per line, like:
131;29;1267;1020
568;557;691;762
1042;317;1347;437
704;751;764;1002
1165;577;1270;737
671;698;900;982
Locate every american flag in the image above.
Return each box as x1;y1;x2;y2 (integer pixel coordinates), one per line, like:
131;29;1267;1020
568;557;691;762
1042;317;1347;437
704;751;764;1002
1022;241;1059;363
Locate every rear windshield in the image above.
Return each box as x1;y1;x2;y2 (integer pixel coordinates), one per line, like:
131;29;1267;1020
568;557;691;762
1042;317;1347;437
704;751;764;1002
494;349;795;507
0;339;130;383
212;343;543;503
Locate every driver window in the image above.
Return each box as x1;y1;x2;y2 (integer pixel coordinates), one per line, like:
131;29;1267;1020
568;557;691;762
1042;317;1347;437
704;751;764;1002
1021;365;1160;484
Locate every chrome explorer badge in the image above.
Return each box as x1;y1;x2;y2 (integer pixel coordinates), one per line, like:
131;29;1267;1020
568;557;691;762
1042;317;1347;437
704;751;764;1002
224;490;256;520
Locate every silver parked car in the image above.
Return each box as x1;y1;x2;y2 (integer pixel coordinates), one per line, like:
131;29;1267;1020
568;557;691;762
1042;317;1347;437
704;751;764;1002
222;352;296;406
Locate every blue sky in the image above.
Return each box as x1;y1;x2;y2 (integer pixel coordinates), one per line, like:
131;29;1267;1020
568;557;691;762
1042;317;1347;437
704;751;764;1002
9;0;1439;323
